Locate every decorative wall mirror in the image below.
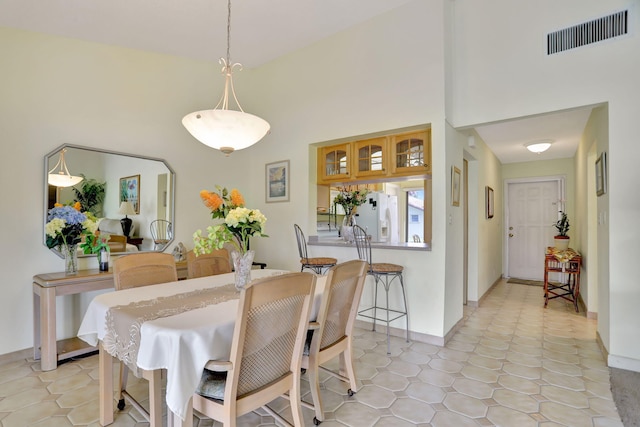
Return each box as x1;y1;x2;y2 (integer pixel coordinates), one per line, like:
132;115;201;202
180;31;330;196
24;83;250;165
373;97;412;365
44;144;175;257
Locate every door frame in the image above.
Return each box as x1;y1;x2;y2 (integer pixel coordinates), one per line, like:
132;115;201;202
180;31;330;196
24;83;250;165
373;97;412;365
503;175;566;278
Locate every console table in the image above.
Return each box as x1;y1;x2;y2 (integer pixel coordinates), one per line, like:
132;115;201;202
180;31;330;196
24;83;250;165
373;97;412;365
543;247;582;312
33;262;189;371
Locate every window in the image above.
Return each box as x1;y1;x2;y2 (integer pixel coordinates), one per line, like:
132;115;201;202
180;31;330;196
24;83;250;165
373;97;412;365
406;189;424;242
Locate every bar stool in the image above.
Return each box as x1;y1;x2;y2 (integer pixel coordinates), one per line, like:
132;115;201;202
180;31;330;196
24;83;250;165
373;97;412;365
353;225;409;354
294;224;337;274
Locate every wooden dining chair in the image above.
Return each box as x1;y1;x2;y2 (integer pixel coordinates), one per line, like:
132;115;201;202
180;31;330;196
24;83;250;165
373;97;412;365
107;234;127;252
187;272;316;427
301;260;367;425
294;224;337;274
112;252;178;425
186;249;231;279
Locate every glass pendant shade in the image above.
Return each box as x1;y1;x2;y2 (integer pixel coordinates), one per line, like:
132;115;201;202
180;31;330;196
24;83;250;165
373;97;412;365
182;109;270;155
47;149;83;187
182;0;270;156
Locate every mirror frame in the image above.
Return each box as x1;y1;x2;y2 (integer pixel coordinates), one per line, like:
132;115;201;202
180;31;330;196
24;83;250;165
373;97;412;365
44;144;176;258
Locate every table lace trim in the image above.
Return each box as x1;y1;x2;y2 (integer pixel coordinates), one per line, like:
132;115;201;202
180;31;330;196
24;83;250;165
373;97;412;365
103;284;238;376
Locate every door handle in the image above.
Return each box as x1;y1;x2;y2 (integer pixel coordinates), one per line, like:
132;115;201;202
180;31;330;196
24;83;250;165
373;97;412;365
509;233;514;237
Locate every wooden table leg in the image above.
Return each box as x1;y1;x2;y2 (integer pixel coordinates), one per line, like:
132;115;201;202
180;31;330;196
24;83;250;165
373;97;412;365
143;369;163;427
99;342;114;426
172;397;193;427
38;286;57;371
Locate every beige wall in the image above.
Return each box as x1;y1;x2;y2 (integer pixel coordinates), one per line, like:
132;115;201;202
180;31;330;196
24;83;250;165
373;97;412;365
0;1;469;356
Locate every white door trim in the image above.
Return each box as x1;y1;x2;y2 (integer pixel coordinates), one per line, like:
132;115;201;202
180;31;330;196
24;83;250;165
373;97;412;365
503;175;566;278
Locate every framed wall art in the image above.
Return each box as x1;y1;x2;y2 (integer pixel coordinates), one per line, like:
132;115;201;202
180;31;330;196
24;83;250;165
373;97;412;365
119;174;140;214
486;186;494;219
266;160;289;203
451;166;461;207
595;152;607;196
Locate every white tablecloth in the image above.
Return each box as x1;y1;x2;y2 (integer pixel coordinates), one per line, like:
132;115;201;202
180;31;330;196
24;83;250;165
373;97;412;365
77;269;325;421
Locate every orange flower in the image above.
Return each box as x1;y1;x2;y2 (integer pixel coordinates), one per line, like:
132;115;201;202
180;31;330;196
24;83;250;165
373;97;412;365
73;201;82;211
54;202;63;208
230;189;245;207
200;190;223;212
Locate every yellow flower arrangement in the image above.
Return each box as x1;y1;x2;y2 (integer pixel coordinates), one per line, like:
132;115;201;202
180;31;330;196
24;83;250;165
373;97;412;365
193;186;267;255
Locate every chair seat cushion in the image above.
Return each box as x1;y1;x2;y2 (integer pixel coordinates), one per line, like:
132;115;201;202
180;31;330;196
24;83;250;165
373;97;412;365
196;369;227;401
371;263;403;273
301;257;337;266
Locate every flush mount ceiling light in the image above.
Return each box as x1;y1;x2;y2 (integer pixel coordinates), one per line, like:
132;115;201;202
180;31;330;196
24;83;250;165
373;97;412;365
525;140;553;154
182;0;270;156
47;149;83;187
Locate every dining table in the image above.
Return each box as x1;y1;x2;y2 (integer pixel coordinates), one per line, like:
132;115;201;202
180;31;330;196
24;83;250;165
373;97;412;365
77;269;326;426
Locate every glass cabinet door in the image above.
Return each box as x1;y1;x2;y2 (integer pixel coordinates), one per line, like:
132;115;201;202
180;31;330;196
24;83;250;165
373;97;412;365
391;130;431;175
354;137;387;178
320;143;351;181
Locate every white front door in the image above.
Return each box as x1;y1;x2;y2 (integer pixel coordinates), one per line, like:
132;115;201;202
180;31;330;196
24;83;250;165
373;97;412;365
507;180;560;280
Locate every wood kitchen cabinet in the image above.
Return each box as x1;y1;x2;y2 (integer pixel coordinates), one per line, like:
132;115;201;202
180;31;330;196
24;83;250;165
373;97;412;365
318;143;351;182
353;137;387;179
318;128;431;184
390;130;431;176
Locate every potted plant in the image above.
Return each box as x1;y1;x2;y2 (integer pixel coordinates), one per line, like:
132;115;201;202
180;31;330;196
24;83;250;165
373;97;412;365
553;211;570;250
73;176;106;217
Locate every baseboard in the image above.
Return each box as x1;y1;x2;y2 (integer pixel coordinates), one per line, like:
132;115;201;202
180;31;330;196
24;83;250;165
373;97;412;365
467;275;503;308
608;353;640;373
596;331;608;361
443;316;465;345
0;347;33;366
355;319;446;347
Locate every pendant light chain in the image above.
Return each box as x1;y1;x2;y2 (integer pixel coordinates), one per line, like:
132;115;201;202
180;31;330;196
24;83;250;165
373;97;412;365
226;0;231;65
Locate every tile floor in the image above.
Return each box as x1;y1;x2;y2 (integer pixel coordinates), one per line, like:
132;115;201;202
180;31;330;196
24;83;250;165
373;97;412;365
0;280;624;426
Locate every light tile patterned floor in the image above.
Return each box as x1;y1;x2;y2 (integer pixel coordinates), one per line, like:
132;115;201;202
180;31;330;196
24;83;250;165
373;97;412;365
0;280;623;426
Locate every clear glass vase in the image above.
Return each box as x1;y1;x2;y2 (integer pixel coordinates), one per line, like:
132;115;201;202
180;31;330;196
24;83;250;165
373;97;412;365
341;214;356;243
231;250;255;291
61;243;78;275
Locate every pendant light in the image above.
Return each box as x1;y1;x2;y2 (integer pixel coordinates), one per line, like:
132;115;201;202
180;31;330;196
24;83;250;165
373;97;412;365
48;148;83;187
182;0;270;156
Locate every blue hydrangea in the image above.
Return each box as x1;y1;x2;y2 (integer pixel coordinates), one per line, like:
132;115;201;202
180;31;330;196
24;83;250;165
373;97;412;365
47;206;87;225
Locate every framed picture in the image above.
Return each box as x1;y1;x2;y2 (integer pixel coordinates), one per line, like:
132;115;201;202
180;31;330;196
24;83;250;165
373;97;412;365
486;186;494;219
451;166;461;207
120;175;140;214
266;160;289;203
595;152;607;196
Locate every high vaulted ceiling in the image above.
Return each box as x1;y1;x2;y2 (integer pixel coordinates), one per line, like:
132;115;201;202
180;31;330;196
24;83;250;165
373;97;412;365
0;0;592;164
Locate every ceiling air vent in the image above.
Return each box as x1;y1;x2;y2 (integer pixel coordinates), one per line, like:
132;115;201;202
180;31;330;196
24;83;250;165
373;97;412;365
547;10;628;55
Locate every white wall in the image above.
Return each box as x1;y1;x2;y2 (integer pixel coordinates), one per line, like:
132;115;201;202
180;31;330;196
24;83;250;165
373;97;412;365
243;0;452;338
0;26;245;354
449;0;640;368
0;0;469;356
463;131;503;303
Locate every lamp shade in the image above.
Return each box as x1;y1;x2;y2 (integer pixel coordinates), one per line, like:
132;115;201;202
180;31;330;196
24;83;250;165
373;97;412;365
48;173;83;187
182;109;270;155
118;201;136;216
47;149;83;187
526;141;552;153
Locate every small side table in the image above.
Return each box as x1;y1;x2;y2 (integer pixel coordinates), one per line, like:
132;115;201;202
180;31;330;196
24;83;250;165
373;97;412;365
33;270;114;371
126;236;144;249
543;247;582;312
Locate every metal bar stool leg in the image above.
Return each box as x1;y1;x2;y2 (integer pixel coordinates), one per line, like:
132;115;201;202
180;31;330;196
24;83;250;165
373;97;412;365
372;275;380;332
384;275;391;354
399;273;409;343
